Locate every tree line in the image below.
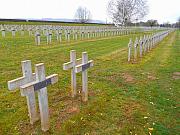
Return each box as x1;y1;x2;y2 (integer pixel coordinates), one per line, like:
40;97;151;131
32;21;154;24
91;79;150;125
74;0;179;28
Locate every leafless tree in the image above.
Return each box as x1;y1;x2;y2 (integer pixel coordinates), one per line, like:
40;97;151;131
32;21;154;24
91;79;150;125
107;0;149;26
75;6;92;23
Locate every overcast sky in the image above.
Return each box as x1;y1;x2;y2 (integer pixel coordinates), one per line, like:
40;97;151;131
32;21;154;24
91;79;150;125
0;0;179;24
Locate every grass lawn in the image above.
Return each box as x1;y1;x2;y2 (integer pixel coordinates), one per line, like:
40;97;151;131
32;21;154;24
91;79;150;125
0;30;179;134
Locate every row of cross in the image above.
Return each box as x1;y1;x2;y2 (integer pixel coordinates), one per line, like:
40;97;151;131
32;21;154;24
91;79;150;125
1;24;134;38
127;30;173;62
7;50;93;132
34;29;131;45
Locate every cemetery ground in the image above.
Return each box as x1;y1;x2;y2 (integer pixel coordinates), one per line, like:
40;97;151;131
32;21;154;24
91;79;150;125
0;30;179;134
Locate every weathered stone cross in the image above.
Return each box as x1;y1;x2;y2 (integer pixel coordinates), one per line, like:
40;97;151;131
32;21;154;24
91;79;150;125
75;52;93;102
35;32;41;45
139;36;143;58
128;38;132;62
2;29;5;37
47;33;52;44
20;63;58;132
63;50;82;97
8;60;38;124
134;37;139;60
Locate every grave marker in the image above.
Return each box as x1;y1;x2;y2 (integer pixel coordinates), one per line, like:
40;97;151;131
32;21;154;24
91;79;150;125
147;35;151;51
75;52;94;102
128;38;132;62
67;32;70;42
75;32;78;40
58;32;62;42
12;29;15;37
139;37;143;58
47;33;52;44
134;37;139;60
8;60;38;124
2;29;5;37
63;50;82;97
20;63;58;132
143;35;147;53
35;32;41;45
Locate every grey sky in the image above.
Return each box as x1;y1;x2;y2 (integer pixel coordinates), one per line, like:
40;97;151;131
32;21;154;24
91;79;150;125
0;0;179;23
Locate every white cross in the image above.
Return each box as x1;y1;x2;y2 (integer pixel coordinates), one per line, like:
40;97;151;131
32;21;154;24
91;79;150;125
35;32;41;45
67;31;70;42
12;29;15;37
2;29;5;37
63;50;82;97
134;37;139;60
58;32;62;43
20;63;58;132
47;33;52;44
150;34;153;49
139;36;143;58
75;32;78;40
128;38;132;62
8;60;38;124
147;35;151;51
143;35;147;53
75;52;93;102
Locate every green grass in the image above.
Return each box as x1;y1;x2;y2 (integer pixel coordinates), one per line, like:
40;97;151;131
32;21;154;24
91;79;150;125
0;29;179;135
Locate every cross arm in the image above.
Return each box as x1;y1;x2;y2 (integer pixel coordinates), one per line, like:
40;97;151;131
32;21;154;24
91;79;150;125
63;58;82;70
63;62;73;70
75;60;93;73
8;73;36;91
20;74;58;96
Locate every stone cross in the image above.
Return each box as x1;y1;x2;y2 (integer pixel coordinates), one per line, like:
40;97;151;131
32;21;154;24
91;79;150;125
63;50;82;97
67;31;70;42
128;38;132;62
152;35;155;47
12;29;16;37
65;30;68;41
143;35;147;53
81;31;84;40
150;35;153;49
2;29;5;37
47;33;52;44
58;32;62;43
147;35;150;51
134;37;139;60
35;32;41;45
75;32;78;40
7;60;38;124
55;30;59;41
20;63;58;132
139;37;143;58
75;52;94;102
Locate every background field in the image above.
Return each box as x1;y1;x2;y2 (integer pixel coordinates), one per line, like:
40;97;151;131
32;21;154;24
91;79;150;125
0;29;179;134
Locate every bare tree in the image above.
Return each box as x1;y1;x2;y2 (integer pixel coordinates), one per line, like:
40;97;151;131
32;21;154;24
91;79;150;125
75;6;92;23
107;0;149;26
